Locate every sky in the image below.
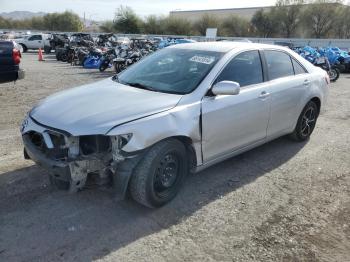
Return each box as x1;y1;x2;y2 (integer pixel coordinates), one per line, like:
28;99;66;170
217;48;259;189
0;0;277;21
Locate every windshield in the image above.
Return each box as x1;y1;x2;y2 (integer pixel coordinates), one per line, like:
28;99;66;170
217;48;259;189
118;48;223;94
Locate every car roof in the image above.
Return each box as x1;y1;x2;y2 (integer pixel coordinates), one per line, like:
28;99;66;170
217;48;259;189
169;41;288;53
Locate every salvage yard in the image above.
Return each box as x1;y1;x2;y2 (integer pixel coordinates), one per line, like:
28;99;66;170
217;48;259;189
0;52;349;261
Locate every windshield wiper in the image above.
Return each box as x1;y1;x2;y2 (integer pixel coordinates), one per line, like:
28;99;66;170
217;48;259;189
124;82;156;91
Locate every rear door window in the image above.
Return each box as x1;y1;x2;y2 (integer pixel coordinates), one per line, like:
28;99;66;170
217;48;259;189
264;50;294;80
216;50;264;87
292;58;307;74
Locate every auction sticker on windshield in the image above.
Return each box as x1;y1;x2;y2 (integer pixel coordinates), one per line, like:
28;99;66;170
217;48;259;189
189;55;215;64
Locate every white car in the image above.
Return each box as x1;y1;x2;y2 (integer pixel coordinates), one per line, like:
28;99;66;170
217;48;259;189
21;42;329;208
16;33;51;52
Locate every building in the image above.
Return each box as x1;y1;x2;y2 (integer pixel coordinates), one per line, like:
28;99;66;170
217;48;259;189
169;6;273;22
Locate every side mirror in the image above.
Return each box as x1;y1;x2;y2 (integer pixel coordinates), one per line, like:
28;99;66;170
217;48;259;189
212;81;240;96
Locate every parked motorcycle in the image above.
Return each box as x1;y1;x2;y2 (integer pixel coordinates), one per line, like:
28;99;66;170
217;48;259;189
313;56;340;82
298;46;340;82
99;48;116;72
113;49;142;73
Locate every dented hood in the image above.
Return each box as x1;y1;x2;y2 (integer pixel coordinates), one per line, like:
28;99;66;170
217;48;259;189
30;78;182;135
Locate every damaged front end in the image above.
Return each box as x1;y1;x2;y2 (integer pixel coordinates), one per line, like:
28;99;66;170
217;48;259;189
21;116;139;197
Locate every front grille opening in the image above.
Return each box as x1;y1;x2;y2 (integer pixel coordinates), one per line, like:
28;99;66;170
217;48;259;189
80;135;111;155
49;132;66;148
27;131;68;162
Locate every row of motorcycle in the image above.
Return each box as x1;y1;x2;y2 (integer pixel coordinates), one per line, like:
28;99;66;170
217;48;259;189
52;33;349;81
53;33;194;73
293;45;350;82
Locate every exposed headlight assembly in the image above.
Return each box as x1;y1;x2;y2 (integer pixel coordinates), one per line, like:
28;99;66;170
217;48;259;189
117;133;133;149
111;134;133;162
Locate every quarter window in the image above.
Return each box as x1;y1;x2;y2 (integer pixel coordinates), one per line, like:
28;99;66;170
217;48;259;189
264;50;294;80
216;51;263;87
292;58;307;74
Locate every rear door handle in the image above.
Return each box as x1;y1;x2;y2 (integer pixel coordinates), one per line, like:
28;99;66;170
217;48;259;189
259;91;270;99
304;80;311;86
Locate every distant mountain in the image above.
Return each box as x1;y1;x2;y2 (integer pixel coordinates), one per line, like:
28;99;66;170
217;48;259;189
0;11;46;20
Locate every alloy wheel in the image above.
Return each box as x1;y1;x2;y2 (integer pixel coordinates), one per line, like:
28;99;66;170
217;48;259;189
301;107;316;137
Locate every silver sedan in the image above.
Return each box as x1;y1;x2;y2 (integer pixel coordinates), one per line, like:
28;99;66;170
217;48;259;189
21;42;329;208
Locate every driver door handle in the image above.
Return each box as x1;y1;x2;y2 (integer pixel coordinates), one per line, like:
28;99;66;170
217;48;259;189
304;79;311;86
259;91;270;99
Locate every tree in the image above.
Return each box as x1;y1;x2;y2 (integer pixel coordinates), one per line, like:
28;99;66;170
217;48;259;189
302;0;340;38
142;15;166;34
272;0;304;37
163;17;192;35
332;5;350;38
221;15;250;37
193;14;219;35
251;9;279;37
100;21;115;33
30;16;45;30
0;16;11;29
113;5;141;34
42;11;83;31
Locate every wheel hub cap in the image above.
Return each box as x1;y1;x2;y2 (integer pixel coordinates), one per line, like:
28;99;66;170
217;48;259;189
155;153;179;191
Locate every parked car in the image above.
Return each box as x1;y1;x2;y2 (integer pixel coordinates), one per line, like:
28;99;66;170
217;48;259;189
21;42;329;208
0;40;25;84
16;33;51;52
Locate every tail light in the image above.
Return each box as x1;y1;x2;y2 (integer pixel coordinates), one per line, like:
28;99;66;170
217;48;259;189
13;49;21;65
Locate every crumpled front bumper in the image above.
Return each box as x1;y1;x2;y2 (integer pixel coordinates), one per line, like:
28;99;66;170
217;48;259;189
22;133;71;181
20;116;141;197
21;116;106;192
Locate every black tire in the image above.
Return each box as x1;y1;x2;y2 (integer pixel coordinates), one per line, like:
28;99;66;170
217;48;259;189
114;63;122;73
20;44;27;53
99;62;108;72
44;46;51;54
49;175;70;190
129;139;188;208
289;101;319;142
329;68;340;82
114;63;126;73
61;54;68;62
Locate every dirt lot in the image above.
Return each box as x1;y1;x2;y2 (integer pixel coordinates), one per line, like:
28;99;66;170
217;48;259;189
0;53;349;262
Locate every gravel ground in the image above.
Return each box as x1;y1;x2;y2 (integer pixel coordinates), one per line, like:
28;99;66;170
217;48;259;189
0;52;349;262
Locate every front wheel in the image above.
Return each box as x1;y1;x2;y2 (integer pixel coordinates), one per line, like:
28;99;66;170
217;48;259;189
289;101;319;142
129;139;188;208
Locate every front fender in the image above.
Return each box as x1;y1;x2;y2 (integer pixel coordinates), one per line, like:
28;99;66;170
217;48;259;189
106;102;203;165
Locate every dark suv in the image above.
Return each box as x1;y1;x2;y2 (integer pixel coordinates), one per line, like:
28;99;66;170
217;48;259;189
0;40;25;84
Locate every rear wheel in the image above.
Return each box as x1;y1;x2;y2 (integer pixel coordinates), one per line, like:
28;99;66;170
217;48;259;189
290;101;319;142
129;139;188;208
20;44;27;53
44;46;51;54
329;68;340;82
114;63;126;73
99;61;109;72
